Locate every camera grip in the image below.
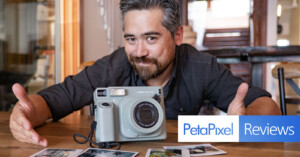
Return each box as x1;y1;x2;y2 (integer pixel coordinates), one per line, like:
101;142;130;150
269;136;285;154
96;102;115;142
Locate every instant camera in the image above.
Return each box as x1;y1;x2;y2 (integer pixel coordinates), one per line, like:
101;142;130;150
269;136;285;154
93;86;167;143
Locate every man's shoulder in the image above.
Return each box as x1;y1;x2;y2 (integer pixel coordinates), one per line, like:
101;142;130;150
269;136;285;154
177;44;216;64
94;47;130;68
87;47;132;86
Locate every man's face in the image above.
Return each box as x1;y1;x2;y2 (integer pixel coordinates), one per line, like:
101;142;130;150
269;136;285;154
123;8;181;81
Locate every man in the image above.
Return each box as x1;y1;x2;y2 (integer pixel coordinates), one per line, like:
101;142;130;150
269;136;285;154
9;0;281;147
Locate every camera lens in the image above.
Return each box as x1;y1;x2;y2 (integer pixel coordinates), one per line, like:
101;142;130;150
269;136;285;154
133;101;159;128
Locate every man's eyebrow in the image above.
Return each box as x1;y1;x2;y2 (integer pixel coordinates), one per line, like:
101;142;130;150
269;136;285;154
124;32;161;38
143;32;161;36
124;34;134;38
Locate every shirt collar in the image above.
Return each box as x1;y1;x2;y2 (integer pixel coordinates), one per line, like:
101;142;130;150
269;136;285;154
169;45;179;82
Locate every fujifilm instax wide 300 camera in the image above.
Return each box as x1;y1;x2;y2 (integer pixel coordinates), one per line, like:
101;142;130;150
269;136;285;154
93;86;167;143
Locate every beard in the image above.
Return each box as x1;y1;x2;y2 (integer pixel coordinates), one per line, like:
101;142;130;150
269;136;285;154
129;55;172;81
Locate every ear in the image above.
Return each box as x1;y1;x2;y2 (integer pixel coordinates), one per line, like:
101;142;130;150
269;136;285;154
174;26;183;46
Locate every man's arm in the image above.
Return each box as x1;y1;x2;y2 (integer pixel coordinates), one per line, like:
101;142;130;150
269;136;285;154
227;83;281;115
9;83;51;146
246;96;282;115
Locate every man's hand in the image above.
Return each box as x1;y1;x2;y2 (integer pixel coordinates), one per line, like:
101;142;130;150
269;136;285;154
9;83;48;146
227;83;248;115
227;83;282;115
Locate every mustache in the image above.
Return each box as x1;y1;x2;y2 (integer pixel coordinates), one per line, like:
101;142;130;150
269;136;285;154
129;56;157;64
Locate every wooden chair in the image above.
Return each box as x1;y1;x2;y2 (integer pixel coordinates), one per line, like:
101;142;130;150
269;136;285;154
203;28;250;49
272;63;300;115
202;28;252;84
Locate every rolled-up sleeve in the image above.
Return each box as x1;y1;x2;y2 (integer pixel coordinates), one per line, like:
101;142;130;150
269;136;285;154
38;58;109;121
204;56;271;112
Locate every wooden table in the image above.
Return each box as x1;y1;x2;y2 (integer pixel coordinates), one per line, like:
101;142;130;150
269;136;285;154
0;112;299;157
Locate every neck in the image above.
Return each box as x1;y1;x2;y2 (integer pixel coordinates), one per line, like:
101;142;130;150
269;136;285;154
145;61;174;87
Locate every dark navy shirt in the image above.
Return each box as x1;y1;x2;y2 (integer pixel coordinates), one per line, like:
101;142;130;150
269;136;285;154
38;44;271;120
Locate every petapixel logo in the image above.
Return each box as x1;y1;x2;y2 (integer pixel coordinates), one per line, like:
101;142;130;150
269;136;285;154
178;116;300;142
178;116;239;142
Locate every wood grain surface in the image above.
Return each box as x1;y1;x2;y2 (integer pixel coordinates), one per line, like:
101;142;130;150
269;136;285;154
0;112;299;157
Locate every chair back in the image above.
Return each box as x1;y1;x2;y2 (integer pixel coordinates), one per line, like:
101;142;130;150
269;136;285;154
203;28;252;84
272;63;300;115
277;68;287;115
203;28;250;49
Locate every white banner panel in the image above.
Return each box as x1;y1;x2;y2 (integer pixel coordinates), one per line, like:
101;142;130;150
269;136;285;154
178;115;239;142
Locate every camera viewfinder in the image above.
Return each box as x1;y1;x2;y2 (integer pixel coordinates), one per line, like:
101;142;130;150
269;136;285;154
97;89;107;97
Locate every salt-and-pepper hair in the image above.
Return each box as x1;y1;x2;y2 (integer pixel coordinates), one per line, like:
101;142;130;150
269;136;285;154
119;0;181;38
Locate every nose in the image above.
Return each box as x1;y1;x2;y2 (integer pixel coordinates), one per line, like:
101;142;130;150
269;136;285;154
136;41;149;57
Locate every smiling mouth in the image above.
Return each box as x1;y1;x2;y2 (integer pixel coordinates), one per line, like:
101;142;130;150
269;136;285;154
136;61;152;66
130;55;157;67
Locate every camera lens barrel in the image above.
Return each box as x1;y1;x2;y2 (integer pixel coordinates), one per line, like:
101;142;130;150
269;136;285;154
120;97;164;136
133;101;159;128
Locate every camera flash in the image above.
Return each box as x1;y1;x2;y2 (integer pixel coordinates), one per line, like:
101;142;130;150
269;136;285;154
110;88;126;96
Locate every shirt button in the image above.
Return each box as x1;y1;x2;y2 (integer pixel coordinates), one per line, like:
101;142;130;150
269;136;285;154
180;108;184;112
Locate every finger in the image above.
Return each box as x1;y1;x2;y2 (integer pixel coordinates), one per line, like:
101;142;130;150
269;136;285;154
17;125;41;145
13;127;47;146
28;129;40;144
15;112;33;131
12;83;33;112
10;108;32;131
232;83;249;104
39;137;48;147
10;119;35;143
11;119;47;146
11;130;28;143
10;119;27;140
27;129;48;146
227;83;248;115
10;114;33;141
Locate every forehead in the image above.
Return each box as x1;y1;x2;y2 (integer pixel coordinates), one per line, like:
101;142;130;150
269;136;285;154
123;8;165;34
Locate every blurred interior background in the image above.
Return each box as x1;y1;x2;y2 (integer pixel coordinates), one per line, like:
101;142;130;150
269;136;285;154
0;0;299;115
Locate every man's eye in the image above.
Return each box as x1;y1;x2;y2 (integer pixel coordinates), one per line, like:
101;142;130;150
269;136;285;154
147;36;156;41
126;38;135;42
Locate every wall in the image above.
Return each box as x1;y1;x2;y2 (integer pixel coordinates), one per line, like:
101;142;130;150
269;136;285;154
205;0;250;29
188;0;250;50
289;3;300;44
278;0;300;44
267;0;278;46
82;0;110;62
205;16;249;29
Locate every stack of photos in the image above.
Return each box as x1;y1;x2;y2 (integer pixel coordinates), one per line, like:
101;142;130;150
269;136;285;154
30;148;138;157
30;148;83;157
163;144;226;156
31;144;225;157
